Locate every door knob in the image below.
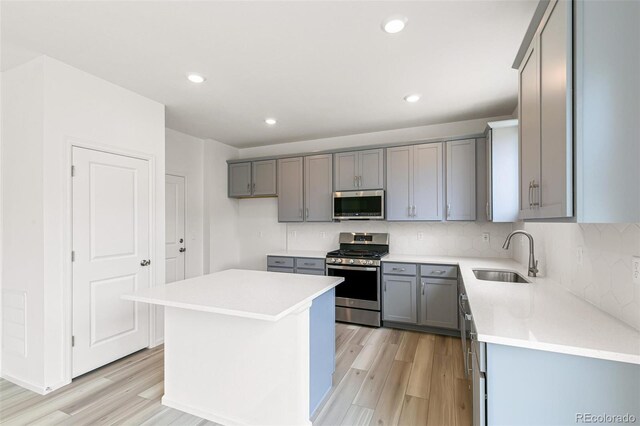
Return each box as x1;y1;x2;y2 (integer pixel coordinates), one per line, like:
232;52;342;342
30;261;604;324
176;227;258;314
140;259;151;266
179;248;186;253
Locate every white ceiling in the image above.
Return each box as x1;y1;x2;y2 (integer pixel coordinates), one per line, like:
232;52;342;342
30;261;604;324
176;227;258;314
1;1;536;148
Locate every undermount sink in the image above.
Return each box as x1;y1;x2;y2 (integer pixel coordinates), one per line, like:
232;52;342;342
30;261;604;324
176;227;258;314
473;269;530;284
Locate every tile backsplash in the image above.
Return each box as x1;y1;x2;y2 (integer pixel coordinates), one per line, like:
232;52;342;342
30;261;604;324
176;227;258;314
512;223;640;331
286;221;514;258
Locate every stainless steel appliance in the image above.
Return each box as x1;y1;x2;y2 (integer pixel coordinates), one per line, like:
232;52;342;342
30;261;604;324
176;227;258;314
332;190;385;220
326;232;389;327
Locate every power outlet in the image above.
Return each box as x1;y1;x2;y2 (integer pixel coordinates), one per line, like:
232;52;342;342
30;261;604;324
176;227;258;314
417;232;424;241
289;230;297;239
258;231;264;238
576;247;584;266
482;232;490;243
632;256;640;285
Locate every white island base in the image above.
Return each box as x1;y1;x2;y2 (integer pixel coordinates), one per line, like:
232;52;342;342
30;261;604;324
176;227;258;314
124;269;342;426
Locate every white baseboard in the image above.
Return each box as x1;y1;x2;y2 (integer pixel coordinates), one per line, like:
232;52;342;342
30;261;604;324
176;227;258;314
0;373;69;395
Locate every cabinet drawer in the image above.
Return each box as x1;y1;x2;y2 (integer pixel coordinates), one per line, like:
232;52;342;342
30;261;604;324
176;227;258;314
382;263;417;276
267;266;294;274
295;257;325;270
420;264;457;279
296;268;325;276
267;256;294;268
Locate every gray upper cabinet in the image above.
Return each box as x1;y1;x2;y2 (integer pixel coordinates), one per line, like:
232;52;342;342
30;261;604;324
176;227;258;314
304;154;333;222
486;120;519;223
387;143;443;221
277;157;304;222
382;275;417;324
229;159;276;198
446;139;476;221
228;162;252;197
517;0;573;220
252;160;277;196
334;149;384;191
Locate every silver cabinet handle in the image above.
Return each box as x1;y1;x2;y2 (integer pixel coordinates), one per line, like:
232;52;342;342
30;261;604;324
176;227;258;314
486;202;490;219
528;181;533;208
447;203;451;218
384;281;387;292
299;208;303;218
392;267;406;272
431;270;446;275
531;180;539;207
305;208;309;218
467;348;473;376
358;176;362;187
421;281;425;295
303;262;314;266
274;260;285;264
252;182;256;192
247;183;251;192
412;206;416;217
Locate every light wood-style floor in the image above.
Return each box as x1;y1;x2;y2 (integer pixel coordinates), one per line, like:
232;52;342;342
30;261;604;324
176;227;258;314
0;324;471;426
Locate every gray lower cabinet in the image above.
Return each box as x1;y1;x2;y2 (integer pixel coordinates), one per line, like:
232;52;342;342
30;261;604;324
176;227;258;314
266;256;325;275
382;262;458;331
419;278;458;329
277;157;304;222
382;274;417;324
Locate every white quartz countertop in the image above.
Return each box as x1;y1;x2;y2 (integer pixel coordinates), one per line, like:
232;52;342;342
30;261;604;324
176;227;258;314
123;269;343;321
383;255;640;365
267;250;328;259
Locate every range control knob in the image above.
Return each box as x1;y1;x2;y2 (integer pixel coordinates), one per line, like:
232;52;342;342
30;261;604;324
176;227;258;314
360;259;366;265
367;260;374;265
336;258;343;264
349;259;355;264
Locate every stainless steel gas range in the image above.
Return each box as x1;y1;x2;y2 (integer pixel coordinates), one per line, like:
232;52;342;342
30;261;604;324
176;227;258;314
326;232;389;327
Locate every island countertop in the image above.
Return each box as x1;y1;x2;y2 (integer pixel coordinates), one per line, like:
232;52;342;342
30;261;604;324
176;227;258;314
123;269;344;321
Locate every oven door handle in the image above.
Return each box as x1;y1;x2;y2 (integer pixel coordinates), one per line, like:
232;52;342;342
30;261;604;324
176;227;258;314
326;265;379;272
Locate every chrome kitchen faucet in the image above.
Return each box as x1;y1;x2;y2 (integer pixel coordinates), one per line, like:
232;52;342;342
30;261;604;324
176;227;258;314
502;230;539;277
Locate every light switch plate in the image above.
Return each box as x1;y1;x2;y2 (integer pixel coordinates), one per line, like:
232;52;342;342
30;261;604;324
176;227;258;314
482;232;490;243
417;232;424;241
632;256;640;285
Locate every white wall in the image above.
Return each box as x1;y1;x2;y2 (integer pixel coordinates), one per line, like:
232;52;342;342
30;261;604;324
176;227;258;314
239;115;511;159
1;56;165;393
512;222;640;331
204;138;241;273
165;128;205;279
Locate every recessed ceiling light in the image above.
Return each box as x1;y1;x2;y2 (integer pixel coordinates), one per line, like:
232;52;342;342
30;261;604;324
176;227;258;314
382;16;408;34
265;118;277;125
187;73;206;84
404;94;421;103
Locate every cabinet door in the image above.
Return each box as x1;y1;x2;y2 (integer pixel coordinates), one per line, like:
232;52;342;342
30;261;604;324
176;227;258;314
518;41;541;218
446;139;476;221
305;154;333;221
277;157;304;222
252;160;277;196
486;130;493;221
420;278;458;330
358;149;385;190
414;143;444;221
539;0;573;218
382;275;417;324
386;146;413;221
334;152;358;191
228;162;252;197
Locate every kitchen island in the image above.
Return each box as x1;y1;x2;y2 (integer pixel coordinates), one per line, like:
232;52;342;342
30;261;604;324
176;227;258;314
123;269;343;426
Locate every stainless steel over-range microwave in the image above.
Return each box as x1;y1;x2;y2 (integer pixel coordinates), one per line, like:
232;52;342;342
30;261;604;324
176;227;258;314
332;190;385;220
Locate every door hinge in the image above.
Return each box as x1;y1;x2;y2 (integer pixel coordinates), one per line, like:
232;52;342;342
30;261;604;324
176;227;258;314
71;165;75;177
72;336;75;347
71;251;75;262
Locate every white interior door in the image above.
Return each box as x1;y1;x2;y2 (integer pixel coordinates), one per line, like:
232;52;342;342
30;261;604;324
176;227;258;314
165;174;186;283
72;147;151;378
